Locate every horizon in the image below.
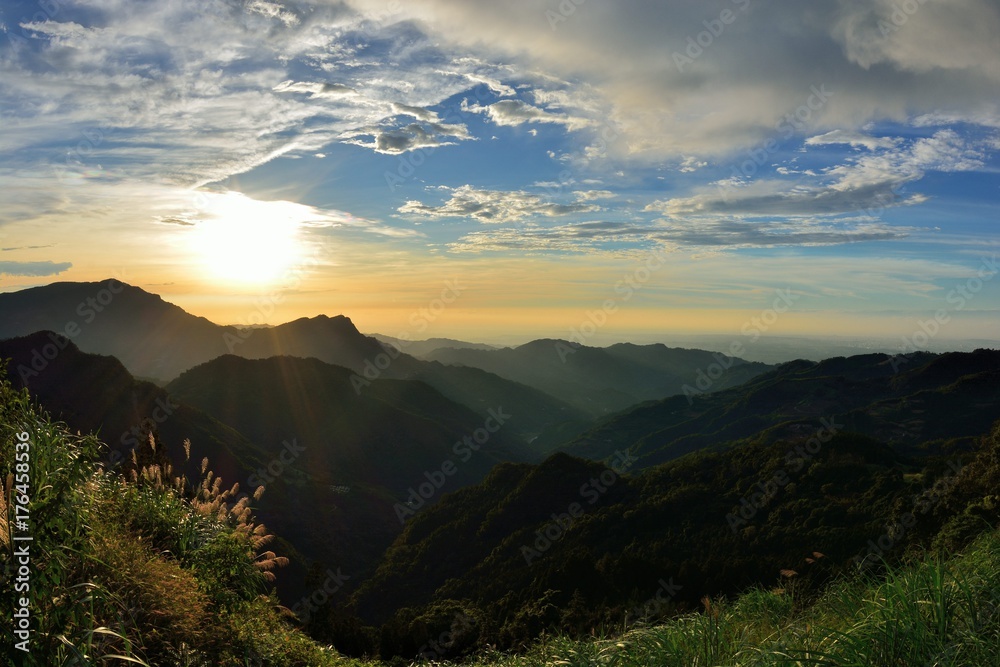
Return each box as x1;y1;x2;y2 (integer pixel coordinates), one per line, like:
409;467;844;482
2;1;999;351
3;277;997;365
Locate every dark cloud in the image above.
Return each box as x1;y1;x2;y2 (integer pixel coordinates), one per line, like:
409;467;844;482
0;260;73;277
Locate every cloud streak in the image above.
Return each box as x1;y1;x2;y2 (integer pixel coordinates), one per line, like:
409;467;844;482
399;185;604;223
0;261;73;277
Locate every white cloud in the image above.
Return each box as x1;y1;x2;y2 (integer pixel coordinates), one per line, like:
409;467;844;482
447;215;908;255
1;0;997;264
462;72;517;97
246;1;300;26
653;131;989;218
391;102;440;122
573;190;616;201
341;0;1000;159
679;156;709;172
399;185;602;223
463;99;590;131
273;80;357;97
805;130;901;151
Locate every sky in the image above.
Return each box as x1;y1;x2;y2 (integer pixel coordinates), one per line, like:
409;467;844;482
1;0;998;347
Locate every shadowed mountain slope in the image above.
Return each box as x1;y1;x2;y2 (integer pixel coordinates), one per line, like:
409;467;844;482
426;339;772;416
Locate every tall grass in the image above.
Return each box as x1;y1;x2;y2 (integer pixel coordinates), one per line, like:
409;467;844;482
0;377;367;666
413;531;1000;667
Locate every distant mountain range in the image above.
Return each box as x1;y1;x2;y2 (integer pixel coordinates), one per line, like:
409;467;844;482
425;340;771;416
0;280;774;440
4;279;997;657
558;349;1000;467
371;334;499;357
0;281;582;441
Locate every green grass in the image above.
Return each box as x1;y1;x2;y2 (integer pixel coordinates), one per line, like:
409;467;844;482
405;532;1000;667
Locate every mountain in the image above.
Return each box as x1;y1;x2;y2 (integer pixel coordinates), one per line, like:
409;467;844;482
228;318;585;443
164;354;548;596
344;349;1000;653
424;340;772;416
0;333;535;605
560;350;1000;467
0;331;268;482
0;280;585;442
0;280;394;380
0;280;230;381
165;354;531;495
371;334;499;357
347;429;963;650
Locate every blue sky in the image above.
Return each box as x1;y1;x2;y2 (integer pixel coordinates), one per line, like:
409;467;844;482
0;0;998;343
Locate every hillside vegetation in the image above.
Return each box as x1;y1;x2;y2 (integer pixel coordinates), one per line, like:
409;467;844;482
2;358;999;665
0;377;360;666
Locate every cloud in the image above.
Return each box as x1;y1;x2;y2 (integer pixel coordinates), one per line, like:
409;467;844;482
649;217;909;248
1;0;996;266
679;156;709;173
154;216;197;226
463;99;590;131
0;0;516;193
448;217;907;254
342;0;1000;159
342;121;472;154
399;185;603;223
805;130;901;151
573;190;616;201
0;260;73;277
652;130;988;218
832;0;1000;80
273;80;357;97
246;1;300;26
8;0;994;189
462;73;517;97
391;102;440;122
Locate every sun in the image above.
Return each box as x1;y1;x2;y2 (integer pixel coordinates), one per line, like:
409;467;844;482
188;191;307;287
